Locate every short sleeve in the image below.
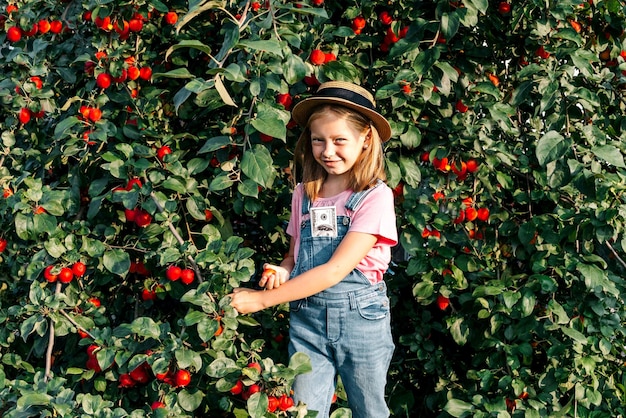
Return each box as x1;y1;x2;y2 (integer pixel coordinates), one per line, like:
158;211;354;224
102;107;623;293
349;183;398;246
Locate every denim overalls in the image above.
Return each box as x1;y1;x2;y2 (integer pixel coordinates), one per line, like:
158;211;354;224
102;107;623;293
288;183;395;418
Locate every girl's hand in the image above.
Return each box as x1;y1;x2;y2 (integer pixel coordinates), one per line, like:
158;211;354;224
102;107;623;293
259;264;289;290
228;288;265;314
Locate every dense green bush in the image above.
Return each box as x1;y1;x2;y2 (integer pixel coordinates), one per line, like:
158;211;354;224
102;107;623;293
1;0;626;416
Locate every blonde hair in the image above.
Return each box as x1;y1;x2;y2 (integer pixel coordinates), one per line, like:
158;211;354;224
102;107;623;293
293;104;386;201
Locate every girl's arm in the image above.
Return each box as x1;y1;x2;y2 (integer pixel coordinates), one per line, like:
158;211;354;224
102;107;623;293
229;231;377;314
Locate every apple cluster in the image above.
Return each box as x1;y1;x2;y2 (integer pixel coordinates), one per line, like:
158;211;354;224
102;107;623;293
229;362;295;414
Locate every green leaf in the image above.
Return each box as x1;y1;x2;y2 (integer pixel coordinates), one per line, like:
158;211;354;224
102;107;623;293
177;389;204;412
53;116;82;140
165;40;213;62
289;352;313;375
154;68;195;79
103;249;131;276
592;145;626;168
238;40;283;57
250;102;290;140
441;12;460;40
399;156;421;188
413;48;439;76
241;145;276;189
443;398;474;417
198;136;232;154
16;393;52;409
536;131;567;166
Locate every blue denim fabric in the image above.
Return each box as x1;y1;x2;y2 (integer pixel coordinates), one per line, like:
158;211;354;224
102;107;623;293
288;185;395;418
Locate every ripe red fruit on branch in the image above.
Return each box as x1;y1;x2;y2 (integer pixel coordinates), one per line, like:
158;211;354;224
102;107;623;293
465;159;479;173
465;207;478;222
151;401;165;410
129;364;150;384
50;20;63;34
44;265;58;282
436;295;450;310
139;67;152;81
455;99;468;113
276;93;293;110
141;288;157;301
72;261;87;277
477;207;490;222
58;267;74;283
134;210;152;227
87;297;100;307
351;16;366;34
497;2;511;15
174;369;191;387
166;265;182;281
379;11;393;26
164;11;178;25
126;177;142;190
7;26;22;43
157;145;172;161
279;394;295;411
0;238;6;253
268;396;279;412
129;18;143;32
19;108;32;124
180;268;195;285
88;108;102;122
242;383;260;400
96;73;112;89
247;361;262;373
119;373;135;388
310;49;326;65
230;380;244;395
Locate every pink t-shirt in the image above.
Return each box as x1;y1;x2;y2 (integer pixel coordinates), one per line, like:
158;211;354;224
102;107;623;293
286;183;398;284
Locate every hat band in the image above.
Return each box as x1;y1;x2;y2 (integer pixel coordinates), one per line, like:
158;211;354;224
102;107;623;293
313;87;376;111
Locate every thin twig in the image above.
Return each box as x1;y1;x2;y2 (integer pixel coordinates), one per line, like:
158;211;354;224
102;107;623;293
44;282;62;382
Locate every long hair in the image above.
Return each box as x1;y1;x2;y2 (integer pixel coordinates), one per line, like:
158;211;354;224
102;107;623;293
293;104;387;202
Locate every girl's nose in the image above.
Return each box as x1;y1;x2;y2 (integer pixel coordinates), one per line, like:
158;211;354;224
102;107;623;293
322;142;335;157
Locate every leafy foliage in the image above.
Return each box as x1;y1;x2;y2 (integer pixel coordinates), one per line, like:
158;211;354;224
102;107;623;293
1;0;626;417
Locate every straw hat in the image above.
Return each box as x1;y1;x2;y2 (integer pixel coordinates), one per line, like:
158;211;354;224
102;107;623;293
291;81;392;142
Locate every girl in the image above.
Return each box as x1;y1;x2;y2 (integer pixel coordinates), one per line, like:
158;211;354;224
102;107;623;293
229;81;397;418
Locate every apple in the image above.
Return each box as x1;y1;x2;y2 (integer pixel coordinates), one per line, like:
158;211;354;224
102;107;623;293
279;394;294;411
88;108;102;122
437;295;450;310
477;207;490;222
141;288;157;301
96;73;112;89
129;364;150;384
157;145;172;161
72;261;87;277
38;20;52;34
134;210;152;227
268;396;279;412
166;265;182;281
0;238;6;253
58;267;74;284
7;26;22;42
276;93;292;110
230;380;244;395
247;361;262;374
465;207;478;222
497;2;511;14
50;20;63;34
164;11;178;25
19;108;32;124
118;373;135;388
180;268;195;285
128;18;143;32
87;297;100;307
139;67;152;80
43;265;58;282
379;11;393;26
174;369;191;387
151;401;165;410
310;49;326;65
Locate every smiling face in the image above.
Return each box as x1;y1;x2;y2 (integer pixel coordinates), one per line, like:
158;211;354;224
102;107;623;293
309;111;370;182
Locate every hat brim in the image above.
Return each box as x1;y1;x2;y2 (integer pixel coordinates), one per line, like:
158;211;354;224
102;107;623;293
291;97;392;142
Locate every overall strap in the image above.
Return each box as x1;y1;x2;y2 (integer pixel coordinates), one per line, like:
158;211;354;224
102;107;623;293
345;179;383;211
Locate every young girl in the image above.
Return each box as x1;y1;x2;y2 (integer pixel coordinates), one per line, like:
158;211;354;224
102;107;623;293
229;81;397;418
